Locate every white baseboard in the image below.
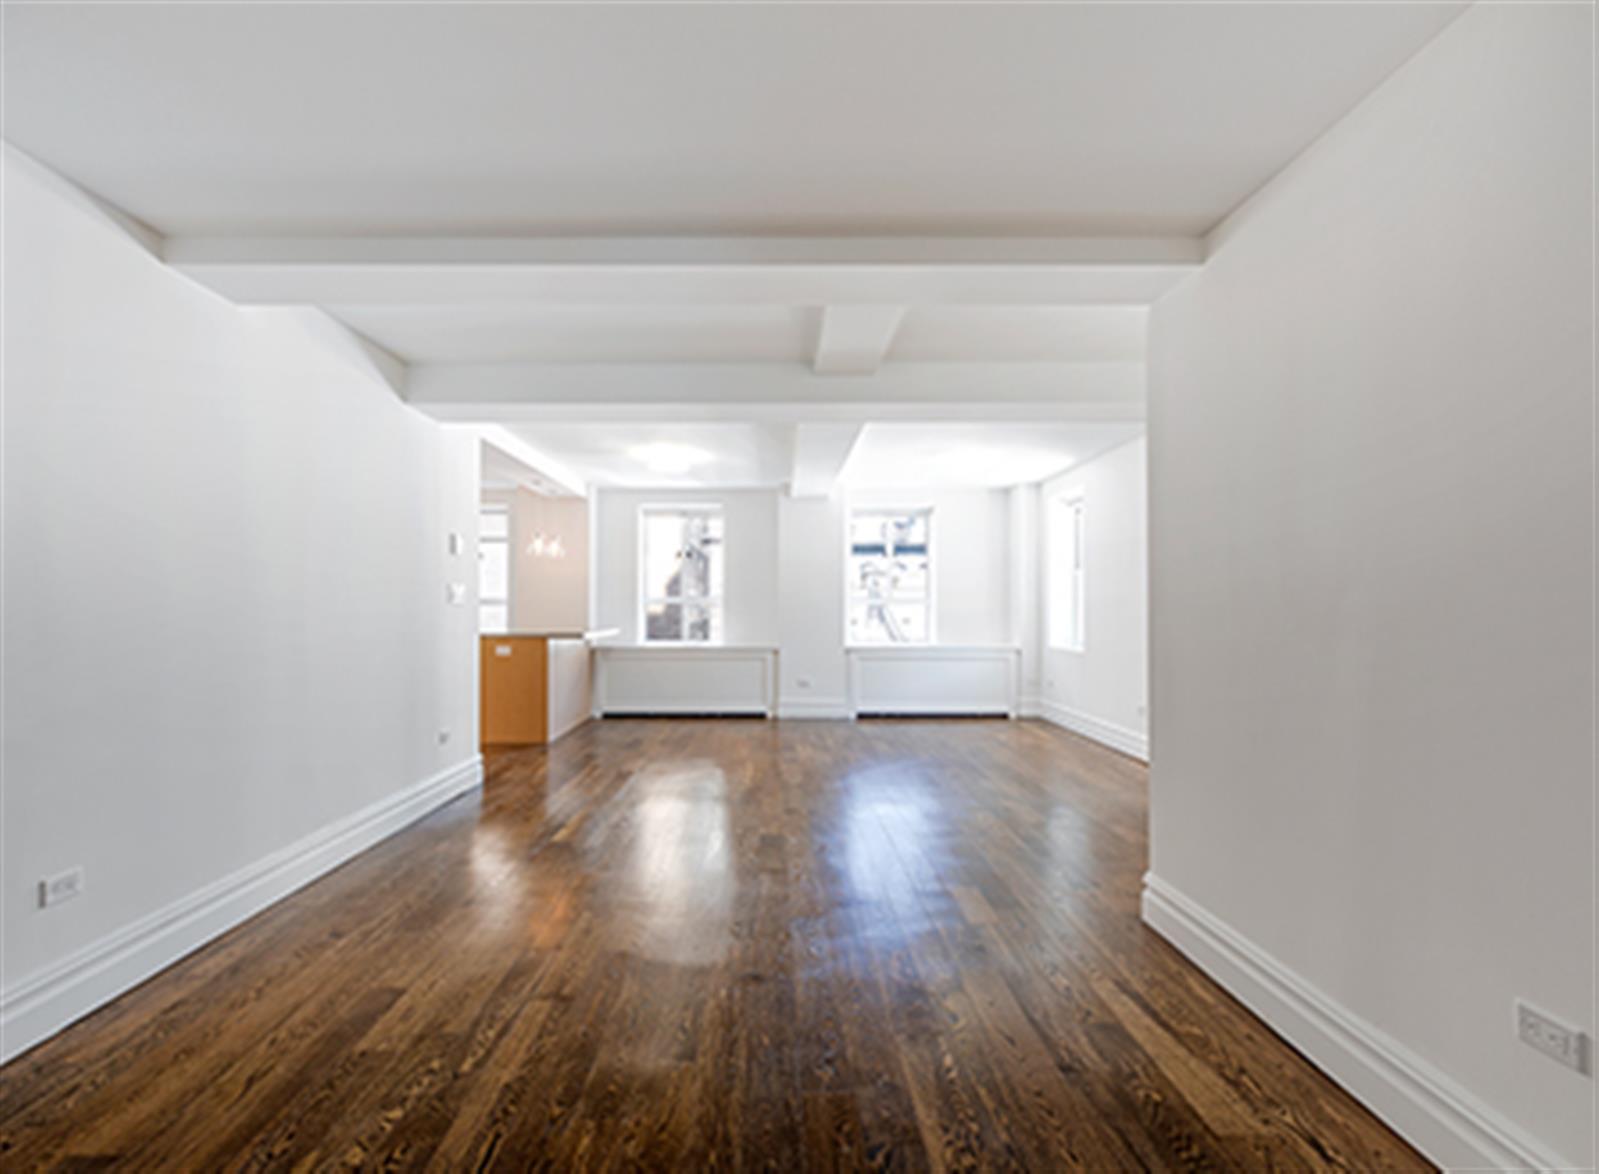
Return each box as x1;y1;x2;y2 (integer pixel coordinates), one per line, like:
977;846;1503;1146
1141;874;1572;1172
1038;699;1149;761
0;756;483;1065
776;697;850;720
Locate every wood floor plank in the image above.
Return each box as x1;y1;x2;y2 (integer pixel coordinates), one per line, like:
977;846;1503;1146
0;718;1430;1171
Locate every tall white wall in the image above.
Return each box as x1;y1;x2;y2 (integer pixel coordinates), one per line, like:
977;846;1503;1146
1146;6;1594;1167
1007;484;1042;714
1;147;481;1054
1038;437;1148;758
591;487;780;645
777;495;848;717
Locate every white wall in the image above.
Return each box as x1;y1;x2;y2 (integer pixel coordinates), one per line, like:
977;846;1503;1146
592;485;1014;714
509;488;588;632
1007;484;1042;714
1038;438;1148;758
777;495;849;717
846;487;1012;645
591;487;779;645
1146;7;1593;1168
0;146;481;1055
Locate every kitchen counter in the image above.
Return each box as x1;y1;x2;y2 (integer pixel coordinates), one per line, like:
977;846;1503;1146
480;631;614;746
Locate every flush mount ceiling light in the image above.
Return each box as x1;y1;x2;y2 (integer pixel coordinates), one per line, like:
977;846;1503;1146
629;442;711;476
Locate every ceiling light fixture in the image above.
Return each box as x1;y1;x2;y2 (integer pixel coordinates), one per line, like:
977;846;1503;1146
527;532;566;559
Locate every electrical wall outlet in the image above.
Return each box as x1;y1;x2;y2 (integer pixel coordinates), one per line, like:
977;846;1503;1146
1516;1000;1590;1075
39;866;84;908
438;729;452;745
445;582;467;605
796;676;812;690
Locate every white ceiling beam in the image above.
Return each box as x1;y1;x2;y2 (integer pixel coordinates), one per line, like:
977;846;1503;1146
471;424;587;497
813;306;905;375
162;235;1201;307
790;423;866;498
405;361;1145;424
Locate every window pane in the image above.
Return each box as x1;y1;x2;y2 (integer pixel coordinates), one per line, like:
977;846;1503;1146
888;602;929;643
479;603;508;633
892;511;928;550
478;540;509;601
683;603;716;643
848;508;931;644
642;509;724;602
645;599;683;641
847;599;928;644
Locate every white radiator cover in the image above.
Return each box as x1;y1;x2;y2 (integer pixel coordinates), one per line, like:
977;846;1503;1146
594;646;777;716
847;646;1020;717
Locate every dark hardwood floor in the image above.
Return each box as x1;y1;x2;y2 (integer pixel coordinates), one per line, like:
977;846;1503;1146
0;718;1427;1171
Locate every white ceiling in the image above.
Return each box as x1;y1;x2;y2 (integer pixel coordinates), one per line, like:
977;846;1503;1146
840;422;1145;490
497;420;1144;492
6;4;1459;494
503;422;795;490
4;4;1460;238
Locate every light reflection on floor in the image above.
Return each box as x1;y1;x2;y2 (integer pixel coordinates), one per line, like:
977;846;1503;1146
622;759;732;967
837;762;946;947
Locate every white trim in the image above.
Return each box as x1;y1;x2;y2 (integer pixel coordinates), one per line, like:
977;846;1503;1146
0;756;484;1065
776;697;851;720
1037;698;1148;761
1018;692;1042;719
1141;874;1575;1173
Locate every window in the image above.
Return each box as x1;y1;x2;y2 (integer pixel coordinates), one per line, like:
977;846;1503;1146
847;507;931;644
479;503;510;632
1049;495;1086;651
641;506;724;642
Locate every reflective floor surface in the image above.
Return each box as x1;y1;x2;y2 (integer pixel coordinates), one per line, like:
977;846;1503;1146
0;718;1427;1170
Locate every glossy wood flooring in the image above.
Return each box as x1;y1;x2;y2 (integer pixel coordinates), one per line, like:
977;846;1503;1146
0;719;1427;1171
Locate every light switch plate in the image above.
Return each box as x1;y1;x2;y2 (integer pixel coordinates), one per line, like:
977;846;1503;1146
447;531;463;556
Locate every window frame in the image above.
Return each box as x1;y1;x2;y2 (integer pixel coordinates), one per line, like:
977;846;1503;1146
638;503;726;645
478;502;512;633
844;504;936;646
1049;493;1087;653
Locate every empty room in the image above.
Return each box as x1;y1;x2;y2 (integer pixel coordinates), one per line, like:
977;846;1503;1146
1;3;1594;1170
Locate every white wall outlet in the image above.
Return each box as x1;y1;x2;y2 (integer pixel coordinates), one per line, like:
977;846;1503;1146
39;866;84;908
438;729;452;745
446;582;467;605
796;676;813;690
1515;1000;1590;1075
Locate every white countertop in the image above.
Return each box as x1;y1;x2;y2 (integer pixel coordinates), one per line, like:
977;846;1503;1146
481;628;620;642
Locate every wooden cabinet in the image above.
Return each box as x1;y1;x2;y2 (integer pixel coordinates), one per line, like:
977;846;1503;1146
480;636;549;745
